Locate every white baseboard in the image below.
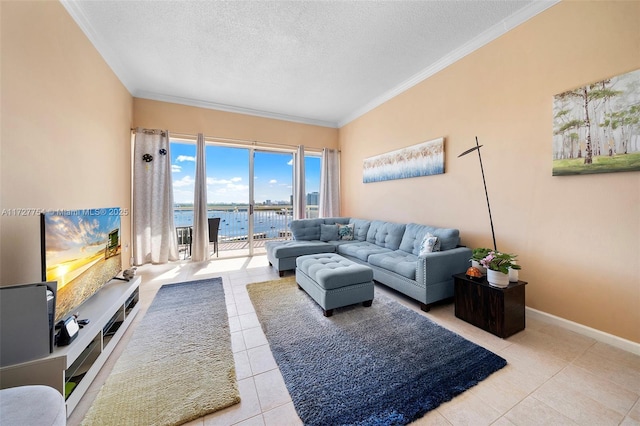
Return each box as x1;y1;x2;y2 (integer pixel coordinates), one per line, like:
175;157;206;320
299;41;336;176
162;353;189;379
526;307;640;356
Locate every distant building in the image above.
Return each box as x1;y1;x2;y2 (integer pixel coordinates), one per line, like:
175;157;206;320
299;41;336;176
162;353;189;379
306;192;319;206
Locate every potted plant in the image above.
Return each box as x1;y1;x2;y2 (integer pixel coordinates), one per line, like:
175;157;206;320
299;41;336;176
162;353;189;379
470;247;492;273
479;251;521;287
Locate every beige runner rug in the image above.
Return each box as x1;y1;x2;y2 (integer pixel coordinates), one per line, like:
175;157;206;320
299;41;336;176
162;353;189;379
83;278;240;426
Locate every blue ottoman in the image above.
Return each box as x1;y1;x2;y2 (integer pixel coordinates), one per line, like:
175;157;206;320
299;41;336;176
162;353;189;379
296;253;374;317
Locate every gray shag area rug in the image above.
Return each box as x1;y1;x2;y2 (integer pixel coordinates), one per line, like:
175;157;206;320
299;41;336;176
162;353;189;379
247;277;507;426
83;278;240;426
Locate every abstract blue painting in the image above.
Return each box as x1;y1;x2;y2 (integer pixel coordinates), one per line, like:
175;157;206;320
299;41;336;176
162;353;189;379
363;137;444;183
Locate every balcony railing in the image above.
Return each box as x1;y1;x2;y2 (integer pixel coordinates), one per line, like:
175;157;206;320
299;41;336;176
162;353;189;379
174;205;319;258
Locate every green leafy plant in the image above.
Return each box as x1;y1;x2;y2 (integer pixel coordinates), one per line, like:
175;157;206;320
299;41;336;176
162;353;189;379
471;247;492;262
479;251;522;274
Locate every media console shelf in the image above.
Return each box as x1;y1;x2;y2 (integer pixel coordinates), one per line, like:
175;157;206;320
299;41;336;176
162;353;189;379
0;276;140;416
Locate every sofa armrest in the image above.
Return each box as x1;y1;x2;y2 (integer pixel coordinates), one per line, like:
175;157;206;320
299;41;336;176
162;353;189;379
416;246;472;286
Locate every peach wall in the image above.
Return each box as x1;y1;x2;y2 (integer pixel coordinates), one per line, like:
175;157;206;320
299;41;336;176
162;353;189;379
133;99;338;150
339;1;640;342
0;1;133;285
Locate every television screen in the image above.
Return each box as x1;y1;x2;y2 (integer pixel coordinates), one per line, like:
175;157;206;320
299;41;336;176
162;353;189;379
41;208;122;323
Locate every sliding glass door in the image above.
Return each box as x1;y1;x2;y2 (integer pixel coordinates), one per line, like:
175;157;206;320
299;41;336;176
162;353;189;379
252;150;294;250
206;145;251;256
171;139;320;257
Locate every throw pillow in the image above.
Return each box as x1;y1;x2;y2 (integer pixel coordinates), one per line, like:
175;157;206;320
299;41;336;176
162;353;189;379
419;233;440;256
337;223;355;241
320;224;339;242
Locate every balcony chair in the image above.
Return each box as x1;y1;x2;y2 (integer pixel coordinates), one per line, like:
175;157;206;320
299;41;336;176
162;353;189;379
176;226;192;259
208;217;220;257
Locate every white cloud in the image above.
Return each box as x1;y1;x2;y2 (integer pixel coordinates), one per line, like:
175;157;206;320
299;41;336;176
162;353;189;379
209;183;249;203
173;175;194;188
201;176;250;203
172;164;182;173
176;155;195;162
287;159;293;166
269;179;277;184
173;188;193;204
207;177;243;185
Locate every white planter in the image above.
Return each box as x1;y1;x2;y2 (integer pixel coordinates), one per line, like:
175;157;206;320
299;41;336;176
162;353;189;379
487;269;509;288
471;260;487;274
508;267;519;282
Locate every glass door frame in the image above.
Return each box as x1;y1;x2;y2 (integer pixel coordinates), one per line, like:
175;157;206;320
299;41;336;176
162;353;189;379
248;147;297;255
170;136;320;258
248;148;255;256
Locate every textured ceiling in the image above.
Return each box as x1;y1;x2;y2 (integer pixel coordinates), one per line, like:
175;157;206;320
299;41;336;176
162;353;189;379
62;0;557;128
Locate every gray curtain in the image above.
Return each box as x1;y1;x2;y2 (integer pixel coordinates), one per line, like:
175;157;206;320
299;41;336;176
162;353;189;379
319;148;340;217
191;133;209;261
132;128;179;265
293;145;306;219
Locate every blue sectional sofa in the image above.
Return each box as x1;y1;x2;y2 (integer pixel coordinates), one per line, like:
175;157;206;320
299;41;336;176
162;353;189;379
266;217;472;311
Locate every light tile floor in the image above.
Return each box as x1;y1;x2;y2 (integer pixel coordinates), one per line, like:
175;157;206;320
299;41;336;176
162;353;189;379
68;255;640;426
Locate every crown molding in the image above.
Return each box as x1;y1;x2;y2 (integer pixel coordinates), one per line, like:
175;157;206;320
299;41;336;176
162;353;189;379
134;91;339;128
337;0;561;128
60;0;136;94
62;0;559;130
63;0;338;128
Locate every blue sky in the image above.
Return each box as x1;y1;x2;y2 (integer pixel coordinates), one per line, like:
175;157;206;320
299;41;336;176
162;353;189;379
171;142;320;204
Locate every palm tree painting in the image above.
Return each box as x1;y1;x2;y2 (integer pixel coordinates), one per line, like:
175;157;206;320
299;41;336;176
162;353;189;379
553;68;640;176
363;137;444;183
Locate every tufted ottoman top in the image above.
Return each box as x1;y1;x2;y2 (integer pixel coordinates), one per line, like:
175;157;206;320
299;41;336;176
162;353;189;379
296;253;373;290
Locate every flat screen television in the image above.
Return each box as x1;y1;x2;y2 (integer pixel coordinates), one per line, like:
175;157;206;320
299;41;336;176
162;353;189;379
41;208;122;323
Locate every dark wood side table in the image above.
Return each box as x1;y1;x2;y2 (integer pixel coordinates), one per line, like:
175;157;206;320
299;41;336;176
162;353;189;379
453;273;527;338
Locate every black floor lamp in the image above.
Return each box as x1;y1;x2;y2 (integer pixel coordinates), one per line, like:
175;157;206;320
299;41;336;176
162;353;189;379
458;137;497;251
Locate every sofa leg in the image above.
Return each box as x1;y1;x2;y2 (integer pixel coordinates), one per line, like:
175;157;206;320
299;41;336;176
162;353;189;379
362;300;373;307
420;302;431;312
279;270;284;277
323;309;334;317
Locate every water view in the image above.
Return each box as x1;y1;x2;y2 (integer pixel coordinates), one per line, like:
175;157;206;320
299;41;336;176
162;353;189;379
175;207;296;241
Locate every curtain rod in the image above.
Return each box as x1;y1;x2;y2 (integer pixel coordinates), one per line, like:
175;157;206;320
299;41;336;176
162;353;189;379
131;128;325;152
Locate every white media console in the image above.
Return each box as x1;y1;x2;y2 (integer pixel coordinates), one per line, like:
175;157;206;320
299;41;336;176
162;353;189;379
0;276;140;416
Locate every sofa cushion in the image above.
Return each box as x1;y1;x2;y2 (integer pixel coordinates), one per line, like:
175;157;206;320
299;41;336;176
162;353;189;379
366;221;406;250
338;223;354;240
365;220;385;243
399;223;460;254
349;218;371;241
267;240;335;258
368;251;419;280
325;240;359;249
320;224;339;242
290;218;324;241
338;241;393;262
322;217;351;226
